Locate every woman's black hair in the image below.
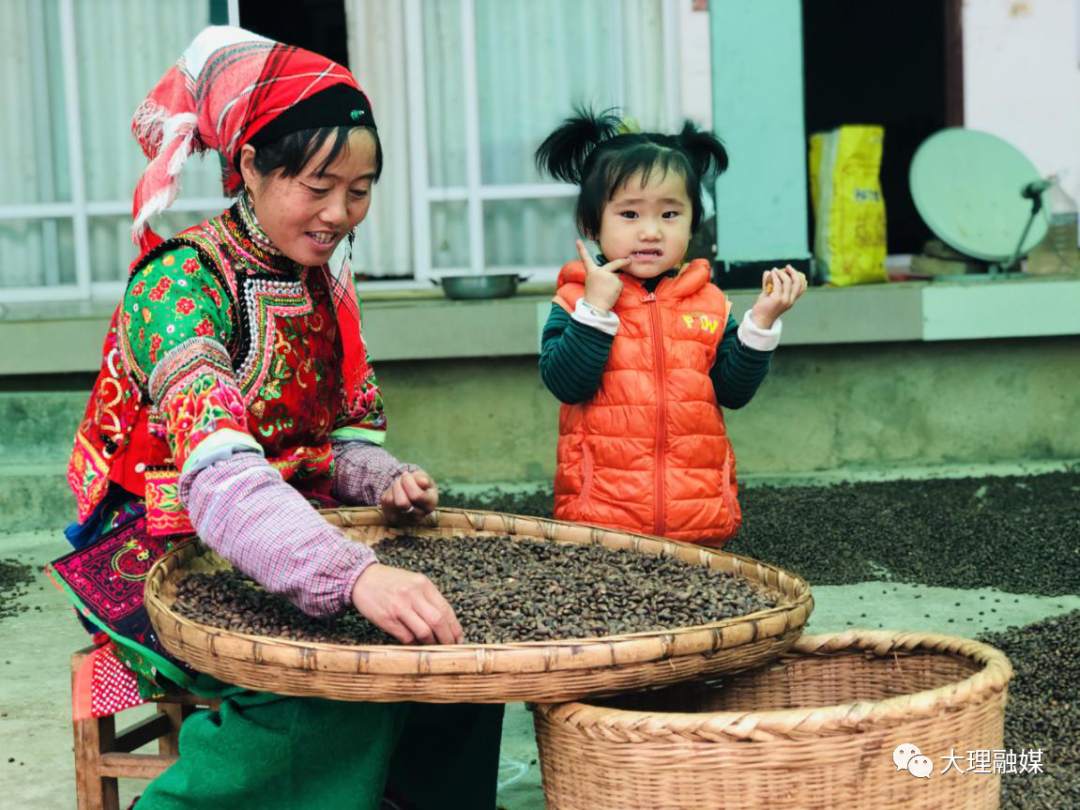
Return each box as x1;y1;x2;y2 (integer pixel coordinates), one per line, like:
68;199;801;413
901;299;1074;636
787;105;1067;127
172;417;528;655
535;107;728;238
250;125;383;182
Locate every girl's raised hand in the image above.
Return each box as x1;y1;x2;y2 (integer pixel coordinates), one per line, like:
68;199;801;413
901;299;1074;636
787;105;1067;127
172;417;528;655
578;239;629;313
750;264;807;330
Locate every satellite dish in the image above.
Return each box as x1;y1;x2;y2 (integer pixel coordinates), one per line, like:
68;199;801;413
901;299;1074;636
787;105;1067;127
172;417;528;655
910;128;1049;266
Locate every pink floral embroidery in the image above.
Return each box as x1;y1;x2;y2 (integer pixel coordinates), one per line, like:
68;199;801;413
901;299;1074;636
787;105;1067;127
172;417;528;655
201;284;223;307
149;334;163;364
148;277;173;302
162;373;248;470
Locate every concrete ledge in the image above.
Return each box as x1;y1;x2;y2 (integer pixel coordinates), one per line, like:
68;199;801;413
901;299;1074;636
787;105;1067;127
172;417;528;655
362;294;551;361
3;274;1079;373
921;276;1080;341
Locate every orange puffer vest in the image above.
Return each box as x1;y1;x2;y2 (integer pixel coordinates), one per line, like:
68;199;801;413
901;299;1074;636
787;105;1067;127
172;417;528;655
553;258;741;546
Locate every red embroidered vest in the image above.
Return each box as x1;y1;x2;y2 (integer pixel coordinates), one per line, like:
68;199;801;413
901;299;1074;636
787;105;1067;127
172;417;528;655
68;204;383;535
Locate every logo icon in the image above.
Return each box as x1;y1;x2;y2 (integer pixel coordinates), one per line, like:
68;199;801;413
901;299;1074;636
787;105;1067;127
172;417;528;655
894;743;934;779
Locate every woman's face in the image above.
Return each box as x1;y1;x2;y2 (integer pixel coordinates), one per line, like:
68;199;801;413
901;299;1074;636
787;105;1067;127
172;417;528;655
240;128;377;267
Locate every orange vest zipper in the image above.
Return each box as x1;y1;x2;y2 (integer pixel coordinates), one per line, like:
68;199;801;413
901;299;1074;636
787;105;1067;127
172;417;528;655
644;290;667;537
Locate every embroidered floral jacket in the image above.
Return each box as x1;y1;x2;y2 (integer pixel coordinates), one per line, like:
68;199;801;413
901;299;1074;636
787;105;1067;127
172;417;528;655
68;199;386;536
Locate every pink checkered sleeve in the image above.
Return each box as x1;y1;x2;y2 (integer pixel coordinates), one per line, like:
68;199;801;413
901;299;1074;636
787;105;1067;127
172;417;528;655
179;453;377;617
331;440;418;506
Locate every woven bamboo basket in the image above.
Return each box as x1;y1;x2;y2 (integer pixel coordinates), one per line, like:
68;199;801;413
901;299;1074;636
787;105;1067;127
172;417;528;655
145;506;812;703
533;630;1013;809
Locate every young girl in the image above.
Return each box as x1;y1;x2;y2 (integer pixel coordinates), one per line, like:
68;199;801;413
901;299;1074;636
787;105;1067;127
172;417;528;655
537;109;806;547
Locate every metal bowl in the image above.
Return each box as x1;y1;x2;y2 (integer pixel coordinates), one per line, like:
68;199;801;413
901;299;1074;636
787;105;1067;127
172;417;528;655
436;274;527;300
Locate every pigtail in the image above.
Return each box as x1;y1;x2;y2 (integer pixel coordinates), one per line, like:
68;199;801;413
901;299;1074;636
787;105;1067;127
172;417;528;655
676;120;729;179
535;106;623;183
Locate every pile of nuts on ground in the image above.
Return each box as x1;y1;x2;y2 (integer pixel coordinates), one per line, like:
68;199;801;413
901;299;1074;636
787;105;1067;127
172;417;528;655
173;536;775;644
445;471;1080;596
715;471;1079;595
0;558;34;623
980;610;1080;810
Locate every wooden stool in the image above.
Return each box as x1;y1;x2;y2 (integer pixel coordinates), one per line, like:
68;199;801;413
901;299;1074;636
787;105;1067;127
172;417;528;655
71;647;217;810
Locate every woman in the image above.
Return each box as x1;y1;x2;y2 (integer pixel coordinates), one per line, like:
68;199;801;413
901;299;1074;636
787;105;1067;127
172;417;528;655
51;26;502;809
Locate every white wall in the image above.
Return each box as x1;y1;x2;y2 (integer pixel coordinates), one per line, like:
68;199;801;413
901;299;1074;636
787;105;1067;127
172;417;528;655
963;0;1080;211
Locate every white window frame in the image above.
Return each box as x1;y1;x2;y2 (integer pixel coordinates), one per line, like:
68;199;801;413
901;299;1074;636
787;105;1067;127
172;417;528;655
0;0;693;303
0;0;90;303
402;0;683;286
0;0;236;305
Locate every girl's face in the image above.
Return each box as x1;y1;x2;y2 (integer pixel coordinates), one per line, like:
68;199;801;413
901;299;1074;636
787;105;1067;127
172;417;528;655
596;168;693;280
240;128;377;267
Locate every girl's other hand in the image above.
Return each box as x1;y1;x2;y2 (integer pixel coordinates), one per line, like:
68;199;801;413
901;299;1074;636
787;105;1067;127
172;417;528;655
380;469;438;525
351;563;464;645
750;265;807;329
578;239;629;313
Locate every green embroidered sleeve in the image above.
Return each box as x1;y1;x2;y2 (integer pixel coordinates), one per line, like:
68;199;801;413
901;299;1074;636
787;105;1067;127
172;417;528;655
119;246;257;472
120;246;235;386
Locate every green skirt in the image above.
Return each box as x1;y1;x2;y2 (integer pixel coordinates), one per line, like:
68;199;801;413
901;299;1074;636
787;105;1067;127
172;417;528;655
137;692;505;809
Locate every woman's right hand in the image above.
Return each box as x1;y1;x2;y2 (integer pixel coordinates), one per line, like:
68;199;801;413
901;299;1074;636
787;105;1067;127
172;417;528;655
578;239;629;313
351;563;464;645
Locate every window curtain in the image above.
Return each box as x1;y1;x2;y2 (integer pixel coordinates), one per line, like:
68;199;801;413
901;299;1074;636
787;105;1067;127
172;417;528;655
0;0;70;289
343;0;668;277
0;0;217;292
2;0;669;291
344;0;414;279
77;0;220;283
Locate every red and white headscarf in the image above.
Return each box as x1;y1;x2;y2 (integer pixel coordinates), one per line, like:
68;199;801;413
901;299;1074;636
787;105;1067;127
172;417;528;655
131;26;369;253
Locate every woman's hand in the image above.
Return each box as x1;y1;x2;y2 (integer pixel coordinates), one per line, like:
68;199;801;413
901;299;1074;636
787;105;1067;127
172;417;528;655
379;469;438;524
750;265;807;330
578;239;629;313
351;563;464;644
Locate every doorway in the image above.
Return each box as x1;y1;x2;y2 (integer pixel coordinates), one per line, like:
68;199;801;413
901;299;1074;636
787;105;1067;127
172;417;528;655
802;1;963;256
239;0;350;67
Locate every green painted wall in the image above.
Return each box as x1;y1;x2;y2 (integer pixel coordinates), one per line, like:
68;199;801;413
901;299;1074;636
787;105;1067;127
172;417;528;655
5;335;1080;530
710;0;809;261
377;358;554;483
721;337;1080;473
376;337;1080;482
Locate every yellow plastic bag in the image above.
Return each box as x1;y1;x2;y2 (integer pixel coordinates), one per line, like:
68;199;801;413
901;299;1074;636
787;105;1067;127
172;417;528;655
810;125;887;286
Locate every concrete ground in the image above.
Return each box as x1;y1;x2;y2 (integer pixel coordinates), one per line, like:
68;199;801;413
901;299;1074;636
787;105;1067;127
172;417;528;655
1;527;1077;809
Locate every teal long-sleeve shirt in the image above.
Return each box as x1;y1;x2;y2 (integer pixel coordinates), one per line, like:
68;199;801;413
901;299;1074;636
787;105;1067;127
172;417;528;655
539;304;774;408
